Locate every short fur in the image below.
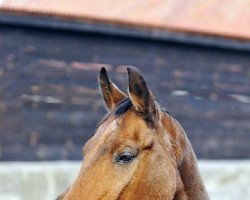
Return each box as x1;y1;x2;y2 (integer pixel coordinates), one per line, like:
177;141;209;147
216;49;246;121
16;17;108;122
57;67;209;200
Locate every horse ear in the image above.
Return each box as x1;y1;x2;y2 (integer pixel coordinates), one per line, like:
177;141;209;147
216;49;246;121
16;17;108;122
99;67;127;110
127;67;158;121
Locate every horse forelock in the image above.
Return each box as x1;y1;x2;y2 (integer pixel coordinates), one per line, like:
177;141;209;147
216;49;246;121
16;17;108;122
98;97;172;131
97;98;131;128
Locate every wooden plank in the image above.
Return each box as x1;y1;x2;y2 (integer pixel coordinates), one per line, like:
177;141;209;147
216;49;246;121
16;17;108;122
0;25;249;160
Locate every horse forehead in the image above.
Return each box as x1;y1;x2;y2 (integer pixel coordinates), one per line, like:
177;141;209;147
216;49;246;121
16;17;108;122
100;112;148;142
117;112;148;132
105;118;119;133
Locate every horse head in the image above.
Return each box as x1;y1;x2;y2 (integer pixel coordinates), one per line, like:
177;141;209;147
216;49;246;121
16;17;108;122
62;67;209;200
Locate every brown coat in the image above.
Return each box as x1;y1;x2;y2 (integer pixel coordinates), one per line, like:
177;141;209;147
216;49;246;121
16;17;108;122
57;67;209;200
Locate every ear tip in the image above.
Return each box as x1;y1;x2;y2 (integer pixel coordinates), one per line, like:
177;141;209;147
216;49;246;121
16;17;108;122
99;67;108;79
127;66;144;81
127;66;142;78
127;66;138;73
100;67;107;74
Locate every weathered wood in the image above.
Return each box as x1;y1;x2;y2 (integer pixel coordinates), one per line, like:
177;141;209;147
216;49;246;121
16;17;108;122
0;25;249;160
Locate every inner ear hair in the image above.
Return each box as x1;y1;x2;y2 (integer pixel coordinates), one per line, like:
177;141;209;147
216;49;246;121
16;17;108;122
127;67;158;123
99;67;127;110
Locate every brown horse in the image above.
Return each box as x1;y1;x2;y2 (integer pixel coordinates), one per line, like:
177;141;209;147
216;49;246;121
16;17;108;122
57;67;209;200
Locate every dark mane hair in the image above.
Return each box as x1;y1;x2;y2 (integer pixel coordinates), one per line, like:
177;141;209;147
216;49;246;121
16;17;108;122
98;97;171;128
97;98;132;127
114;98;132;116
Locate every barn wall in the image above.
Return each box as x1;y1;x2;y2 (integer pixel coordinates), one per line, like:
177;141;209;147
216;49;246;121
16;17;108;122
0;24;250;160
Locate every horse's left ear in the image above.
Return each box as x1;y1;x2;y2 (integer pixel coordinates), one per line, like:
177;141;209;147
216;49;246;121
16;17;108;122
99;67;127;110
127;67;159;122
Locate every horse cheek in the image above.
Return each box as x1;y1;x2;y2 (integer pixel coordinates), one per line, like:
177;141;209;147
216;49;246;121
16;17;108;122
139;149;176;199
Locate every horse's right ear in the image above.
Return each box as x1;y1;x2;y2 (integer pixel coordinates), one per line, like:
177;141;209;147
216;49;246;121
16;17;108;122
99;67;127;110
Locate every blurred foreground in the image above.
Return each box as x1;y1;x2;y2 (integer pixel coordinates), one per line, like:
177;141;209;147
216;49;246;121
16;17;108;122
0;160;249;200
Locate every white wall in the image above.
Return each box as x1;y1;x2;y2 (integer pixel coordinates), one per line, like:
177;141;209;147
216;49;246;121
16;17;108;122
0;161;249;200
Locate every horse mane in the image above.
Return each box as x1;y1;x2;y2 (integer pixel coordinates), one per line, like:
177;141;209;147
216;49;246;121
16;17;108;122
98;97;172;128
114;98;133;116
97;98;132;127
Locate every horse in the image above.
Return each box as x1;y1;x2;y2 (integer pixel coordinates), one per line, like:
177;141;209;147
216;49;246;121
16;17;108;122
57;67;209;200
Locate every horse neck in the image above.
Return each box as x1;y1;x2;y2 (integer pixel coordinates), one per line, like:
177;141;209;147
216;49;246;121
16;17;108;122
161;114;209;200
177;141;209;200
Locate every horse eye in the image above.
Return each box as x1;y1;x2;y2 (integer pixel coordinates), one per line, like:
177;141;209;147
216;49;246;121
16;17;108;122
116;152;135;164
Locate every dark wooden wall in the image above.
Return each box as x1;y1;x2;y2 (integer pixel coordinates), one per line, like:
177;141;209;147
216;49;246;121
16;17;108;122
0;24;250;160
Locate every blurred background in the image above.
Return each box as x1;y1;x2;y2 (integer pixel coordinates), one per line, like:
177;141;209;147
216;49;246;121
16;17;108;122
0;0;250;199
